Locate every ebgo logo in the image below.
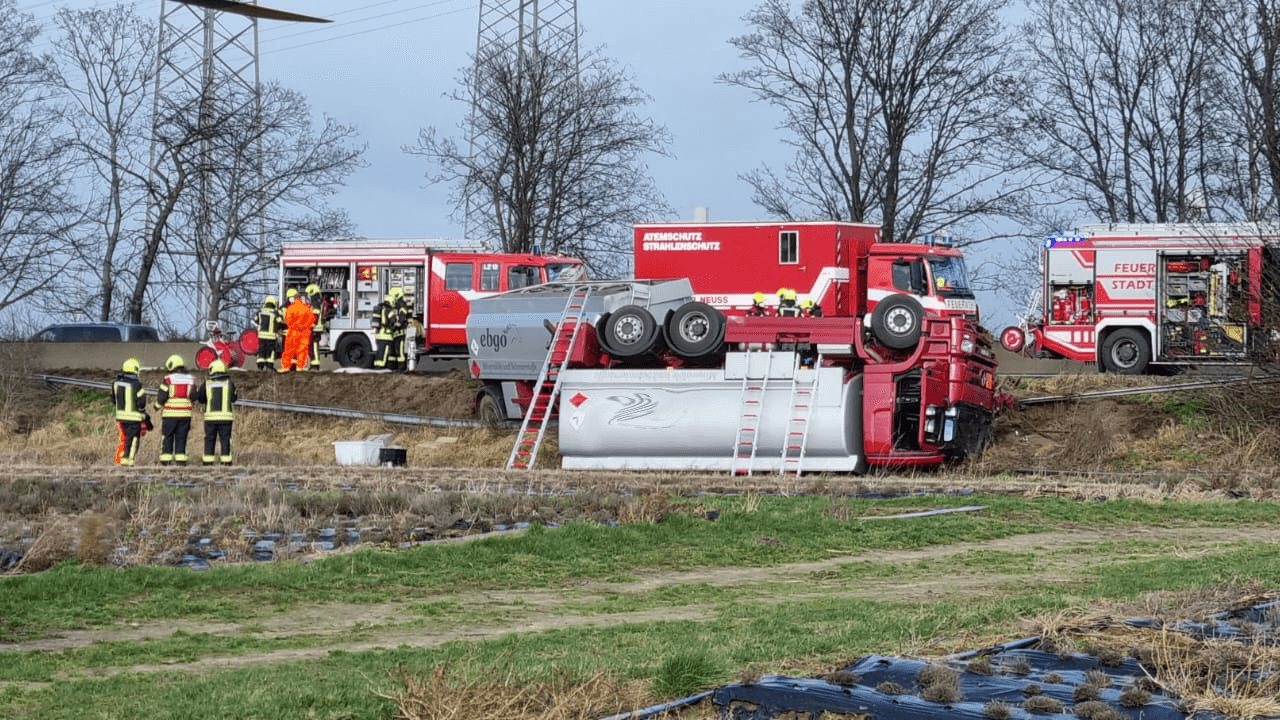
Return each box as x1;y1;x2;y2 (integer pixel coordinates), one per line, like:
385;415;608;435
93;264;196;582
470;328;510;354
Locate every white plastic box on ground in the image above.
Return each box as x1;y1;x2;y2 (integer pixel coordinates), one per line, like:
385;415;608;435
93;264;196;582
332;434;394;465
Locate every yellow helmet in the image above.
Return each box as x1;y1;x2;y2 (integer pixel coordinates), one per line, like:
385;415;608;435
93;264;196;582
264;295;277;307
286;288;298;299
753;291;766;304
165;354;185;371
209;359;227;374
801;298;815;309
122;358;141;374
305;283;320;297
390;287;404;300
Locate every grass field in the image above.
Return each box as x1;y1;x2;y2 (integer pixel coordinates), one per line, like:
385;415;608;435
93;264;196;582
2;490;1279;719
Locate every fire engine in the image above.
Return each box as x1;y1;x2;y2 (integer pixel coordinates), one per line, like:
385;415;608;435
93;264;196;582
467;223;1003;473
275;238;583;368
633;221;980;321
1000;223;1280;374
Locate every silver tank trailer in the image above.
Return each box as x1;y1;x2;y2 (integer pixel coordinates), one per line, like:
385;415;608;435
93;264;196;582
558;351;868;473
467;279;697;381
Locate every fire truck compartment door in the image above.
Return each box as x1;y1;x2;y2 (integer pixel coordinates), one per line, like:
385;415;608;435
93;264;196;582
1047;248;1094;284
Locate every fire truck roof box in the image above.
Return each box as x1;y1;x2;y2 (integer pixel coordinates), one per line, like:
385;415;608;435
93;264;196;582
1079;223;1280;238
280;237;492;253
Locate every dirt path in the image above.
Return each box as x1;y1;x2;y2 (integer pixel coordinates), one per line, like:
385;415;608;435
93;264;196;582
2;524;1259;684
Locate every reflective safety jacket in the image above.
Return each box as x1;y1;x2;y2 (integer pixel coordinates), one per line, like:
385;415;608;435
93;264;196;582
112;373;146;422
193;374;237;422
372;300;396;341
257;305;282;340
155;371;196;418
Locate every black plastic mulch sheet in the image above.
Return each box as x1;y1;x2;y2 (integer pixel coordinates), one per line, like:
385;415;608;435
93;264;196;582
704;601;1280;720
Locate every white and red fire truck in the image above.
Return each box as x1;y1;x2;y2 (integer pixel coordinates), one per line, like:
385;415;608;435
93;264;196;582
467;222;1004;473
1000;223;1280;374
276;238;583;368
633;221;980;322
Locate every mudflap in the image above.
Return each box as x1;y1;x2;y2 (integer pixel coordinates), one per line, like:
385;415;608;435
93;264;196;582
941;402;994;461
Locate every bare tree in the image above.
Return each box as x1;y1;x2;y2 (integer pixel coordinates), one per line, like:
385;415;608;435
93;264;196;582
410;37;671;276
0;1;79;321
50;5;155;322
1019;0;1229;224
721;0;1025;244
146;83;363;330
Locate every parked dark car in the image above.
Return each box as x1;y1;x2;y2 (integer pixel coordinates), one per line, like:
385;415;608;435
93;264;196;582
31;322;161;343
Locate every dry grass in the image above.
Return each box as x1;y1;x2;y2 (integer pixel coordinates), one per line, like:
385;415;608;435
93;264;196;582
383;665;704;720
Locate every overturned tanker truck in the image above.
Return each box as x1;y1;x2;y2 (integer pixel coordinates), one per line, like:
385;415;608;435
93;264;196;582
467;253;1003;473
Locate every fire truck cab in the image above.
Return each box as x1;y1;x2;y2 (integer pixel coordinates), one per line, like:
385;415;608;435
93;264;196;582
1001;223;1280;373
633;221;980;323
278;238;583;368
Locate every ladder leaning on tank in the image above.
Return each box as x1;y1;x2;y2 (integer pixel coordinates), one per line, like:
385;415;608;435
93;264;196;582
780;352;821;476
730;347;773;476
506;285;592;470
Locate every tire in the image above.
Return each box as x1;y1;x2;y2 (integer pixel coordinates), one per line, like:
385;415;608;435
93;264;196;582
477;388;505;427
665;302;726;359
600;305;661;358
1101;328;1150;374
335;334;374;369
870;294;924;350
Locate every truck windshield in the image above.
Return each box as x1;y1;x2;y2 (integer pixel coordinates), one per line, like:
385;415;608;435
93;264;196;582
928;256;974;298
546;263;587;281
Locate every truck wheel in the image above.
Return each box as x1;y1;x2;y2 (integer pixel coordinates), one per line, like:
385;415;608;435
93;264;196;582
477;388;505;427
335;335;373;369
1101;328;1150;374
870;294;924;350
665;302;725;359
601;305;660;358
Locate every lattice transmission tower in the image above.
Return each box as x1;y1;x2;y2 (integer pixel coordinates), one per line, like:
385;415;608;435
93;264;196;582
467;0;580;243
147;0;326;334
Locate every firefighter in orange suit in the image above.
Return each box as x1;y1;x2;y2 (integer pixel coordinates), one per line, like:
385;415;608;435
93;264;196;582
113;357;149;465
193;359;237;465
279;288;316;372
154;354;195;465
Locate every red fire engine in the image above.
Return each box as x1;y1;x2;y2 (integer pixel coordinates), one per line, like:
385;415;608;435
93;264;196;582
1000;223;1280;374
277;238;583;368
633;221;980;321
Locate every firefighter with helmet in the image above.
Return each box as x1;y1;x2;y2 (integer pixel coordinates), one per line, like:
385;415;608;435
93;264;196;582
279;288;315;372
193;359;237;466
305;283;324;371
776;287;800;317
255;295;282;371
112;357;150;465
747;291;769;316
154;354;195;465
372;291;398;370
390;287;410;372
802;298;823;317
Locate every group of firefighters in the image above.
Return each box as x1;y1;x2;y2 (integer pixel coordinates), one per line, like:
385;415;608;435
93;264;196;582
112;354;237;467
252;284;413;372
252;284;337;372
747;288;824;318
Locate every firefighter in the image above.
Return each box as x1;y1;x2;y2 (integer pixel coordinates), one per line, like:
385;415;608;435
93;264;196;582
305;283;324;371
193;359;237;466
154;354;195;466
801;298;823;317
112;357;150;466
777;287;800;317
747;291;769;317
255;295;282;371
390;287;410;372
372;291;397;370
279;288;315;372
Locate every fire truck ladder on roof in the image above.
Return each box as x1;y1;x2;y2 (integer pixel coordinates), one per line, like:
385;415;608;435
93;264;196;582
780;352;821;476
506;285;592;470
731;347;773;476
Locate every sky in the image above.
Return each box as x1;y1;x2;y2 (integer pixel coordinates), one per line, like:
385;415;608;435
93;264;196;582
16;0;1023;328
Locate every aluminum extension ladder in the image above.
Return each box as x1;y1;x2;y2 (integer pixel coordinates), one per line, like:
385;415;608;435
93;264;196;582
506;286;592;470
730;348;773;476
780;352;821;476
